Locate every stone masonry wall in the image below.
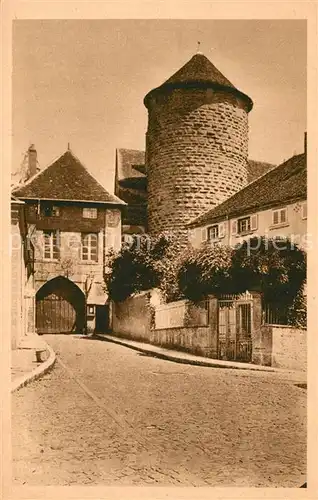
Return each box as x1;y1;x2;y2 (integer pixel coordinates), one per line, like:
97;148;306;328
29;206;121;296
146;88;249;237
11;221;23;349
111;292;219;359
272;326;307;372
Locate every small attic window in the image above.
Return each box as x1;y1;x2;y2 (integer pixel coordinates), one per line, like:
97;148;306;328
83;207;98;219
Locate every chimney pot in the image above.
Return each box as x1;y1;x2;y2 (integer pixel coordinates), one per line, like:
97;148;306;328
26;144;37;180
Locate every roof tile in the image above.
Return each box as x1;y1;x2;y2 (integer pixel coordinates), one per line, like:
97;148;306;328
188;153;306;227
13;150;124;205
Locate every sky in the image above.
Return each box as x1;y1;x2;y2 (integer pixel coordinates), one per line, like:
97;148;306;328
12;19;307;193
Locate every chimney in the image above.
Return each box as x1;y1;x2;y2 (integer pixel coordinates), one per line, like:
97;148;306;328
26;144;37;180
304;132;307;155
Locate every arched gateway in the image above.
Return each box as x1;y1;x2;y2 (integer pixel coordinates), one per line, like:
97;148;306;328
36;276;85;334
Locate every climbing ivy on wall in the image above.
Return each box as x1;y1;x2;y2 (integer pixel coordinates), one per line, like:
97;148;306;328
104;234;307;327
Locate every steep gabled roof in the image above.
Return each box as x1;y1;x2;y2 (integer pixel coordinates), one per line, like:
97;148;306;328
116;149;146;181
144;53;253;111
188;153;306;228
247;160;275;184
12;150;125;205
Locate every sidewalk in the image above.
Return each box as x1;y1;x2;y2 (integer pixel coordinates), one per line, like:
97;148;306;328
11;335;56;392
11;348;41;383
95;333;307;383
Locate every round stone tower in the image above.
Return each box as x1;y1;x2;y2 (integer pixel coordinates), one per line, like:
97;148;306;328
144;52;253;239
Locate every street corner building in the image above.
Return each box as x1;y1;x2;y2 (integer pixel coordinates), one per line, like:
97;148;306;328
12;145;125;336
187;150;307;249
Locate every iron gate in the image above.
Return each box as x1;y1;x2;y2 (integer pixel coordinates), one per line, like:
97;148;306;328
218;292;253;362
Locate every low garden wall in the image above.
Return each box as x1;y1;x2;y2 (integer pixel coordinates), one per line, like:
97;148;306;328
253;324;307;371
112;291;153;342
272;325;307;371
112;291;219;358
112;291;306;370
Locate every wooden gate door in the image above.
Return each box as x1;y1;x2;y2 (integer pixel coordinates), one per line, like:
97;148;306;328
36;293;77;334
218;293;253;362
36;276;85;334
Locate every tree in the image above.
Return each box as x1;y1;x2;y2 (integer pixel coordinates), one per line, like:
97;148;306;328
177;242;234;302
104;233;173;302
231;236;306;307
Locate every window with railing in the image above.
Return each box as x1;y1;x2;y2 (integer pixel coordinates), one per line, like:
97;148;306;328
263;303;288;325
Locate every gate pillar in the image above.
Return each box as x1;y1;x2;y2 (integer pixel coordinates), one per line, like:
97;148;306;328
207;295;218;358
250;291;264;364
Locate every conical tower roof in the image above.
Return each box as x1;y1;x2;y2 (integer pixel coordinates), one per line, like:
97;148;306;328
144;53;253;111
163;53;235;88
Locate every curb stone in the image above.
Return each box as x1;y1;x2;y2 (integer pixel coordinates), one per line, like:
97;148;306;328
11;342;56;393
94;333;306;380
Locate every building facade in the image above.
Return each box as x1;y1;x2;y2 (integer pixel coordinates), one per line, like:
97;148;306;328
11;196;35;349
188;151;307;250
13;147;124;334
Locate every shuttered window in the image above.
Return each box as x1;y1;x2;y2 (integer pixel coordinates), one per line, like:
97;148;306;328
208;225;219;240
272;208;287;225
238;217;251;234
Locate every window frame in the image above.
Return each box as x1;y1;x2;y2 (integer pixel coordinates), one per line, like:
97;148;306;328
43;204;60;217
272;207;288;226
301;202;307;220
237;216;251;235
43;230;60;260
81;232;99;262
82;207;98;219
207;224;219;241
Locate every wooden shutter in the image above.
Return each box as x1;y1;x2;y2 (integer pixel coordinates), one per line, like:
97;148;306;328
219;222;225;238
231;220;238;235
201;227;208;242
250;214;258;231
280;208;287;223
272;210;279;225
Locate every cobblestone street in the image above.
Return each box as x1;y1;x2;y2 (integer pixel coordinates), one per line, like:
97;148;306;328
12;334;306;487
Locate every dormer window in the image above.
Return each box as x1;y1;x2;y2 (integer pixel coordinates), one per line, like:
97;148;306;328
83;207;98;219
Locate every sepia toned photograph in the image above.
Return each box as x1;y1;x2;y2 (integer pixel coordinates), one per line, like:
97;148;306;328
6;14;312;495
